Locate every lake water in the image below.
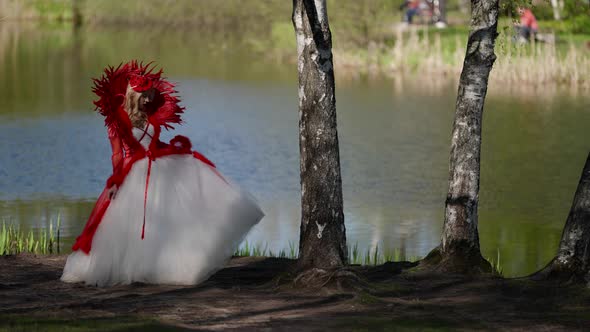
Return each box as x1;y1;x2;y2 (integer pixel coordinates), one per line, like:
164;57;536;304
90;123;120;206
0;23;588;276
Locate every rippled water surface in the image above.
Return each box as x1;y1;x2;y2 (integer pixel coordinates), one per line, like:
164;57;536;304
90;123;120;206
1;23;588;276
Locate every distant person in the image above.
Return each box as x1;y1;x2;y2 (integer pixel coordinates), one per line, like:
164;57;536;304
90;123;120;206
400;0;421;24
516;7;538;42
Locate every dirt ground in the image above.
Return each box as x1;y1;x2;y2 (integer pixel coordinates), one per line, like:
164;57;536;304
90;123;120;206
1;254;590;331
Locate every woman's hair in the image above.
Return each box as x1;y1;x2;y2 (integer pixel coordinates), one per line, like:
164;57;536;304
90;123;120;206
124;84;148;128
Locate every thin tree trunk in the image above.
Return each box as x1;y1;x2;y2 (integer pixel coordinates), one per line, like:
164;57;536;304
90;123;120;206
534;153;590;284
550;0;561;20
424;0;498;273
72;0;83;28
459;0;470;15
292;0;347;271
437;0;447;25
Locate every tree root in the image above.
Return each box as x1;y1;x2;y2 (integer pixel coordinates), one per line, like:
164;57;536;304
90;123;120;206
419;246;493;275
291;267;370;292
529;258;590;287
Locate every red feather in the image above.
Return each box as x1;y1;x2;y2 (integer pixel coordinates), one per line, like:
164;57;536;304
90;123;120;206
92;60;184;132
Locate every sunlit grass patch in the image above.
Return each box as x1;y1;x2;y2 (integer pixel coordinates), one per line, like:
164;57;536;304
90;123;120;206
0;213;61;256
234;240;299;260
349;243;422;266
234;241;421;266
486;248;504;276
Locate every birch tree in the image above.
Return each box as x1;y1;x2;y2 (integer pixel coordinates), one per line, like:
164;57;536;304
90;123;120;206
534;153;590;284
424;0;499;273
458;0;470;14
550;0;564;20
292;0;347;272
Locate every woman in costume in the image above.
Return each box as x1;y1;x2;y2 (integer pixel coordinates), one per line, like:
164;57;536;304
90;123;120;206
61;61;264;286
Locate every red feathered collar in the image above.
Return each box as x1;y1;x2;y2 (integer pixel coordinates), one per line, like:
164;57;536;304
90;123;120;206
92;61;184;131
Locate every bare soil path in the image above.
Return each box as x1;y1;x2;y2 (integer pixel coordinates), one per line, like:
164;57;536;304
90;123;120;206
1;255;589;331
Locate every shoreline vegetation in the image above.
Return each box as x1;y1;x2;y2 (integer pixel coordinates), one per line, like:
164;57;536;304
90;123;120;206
0;1;588;91
2;222;506;275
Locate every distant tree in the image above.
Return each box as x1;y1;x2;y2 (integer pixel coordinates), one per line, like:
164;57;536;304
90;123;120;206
458;0;470;14
423;0;499;273
72;0;83;27
549;0;564;20
435;0;447;26
292;0;347;272
533;153;590;284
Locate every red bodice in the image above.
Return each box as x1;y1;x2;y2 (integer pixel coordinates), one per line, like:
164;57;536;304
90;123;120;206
73;115;215;254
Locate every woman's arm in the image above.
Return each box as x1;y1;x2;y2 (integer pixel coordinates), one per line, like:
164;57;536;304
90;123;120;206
108;126;124;173
106;126;124;191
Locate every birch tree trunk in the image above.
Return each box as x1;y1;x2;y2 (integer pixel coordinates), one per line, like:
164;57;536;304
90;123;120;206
436;0;447;26
550;0;561;20
459;0;470;14
534;153;590;285
424;0;498;273
292;0;347;271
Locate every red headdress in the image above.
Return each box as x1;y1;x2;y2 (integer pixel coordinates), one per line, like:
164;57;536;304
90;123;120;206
92;60;184;132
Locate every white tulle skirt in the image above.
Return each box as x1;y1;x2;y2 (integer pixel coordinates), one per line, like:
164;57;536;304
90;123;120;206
61;155;264;286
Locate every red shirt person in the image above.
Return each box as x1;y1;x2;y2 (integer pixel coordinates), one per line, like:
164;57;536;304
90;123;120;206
517;8;538;41
402;0;422;24
520;8;538;31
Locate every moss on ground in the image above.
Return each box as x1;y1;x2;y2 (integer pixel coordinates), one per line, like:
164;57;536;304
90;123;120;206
0;315;189;332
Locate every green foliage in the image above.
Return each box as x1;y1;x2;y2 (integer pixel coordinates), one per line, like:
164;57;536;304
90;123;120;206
563;0;590;19
531;1;557;21
570;15;590;34
31;0;72;20
499;0;534;17
328;0;400;47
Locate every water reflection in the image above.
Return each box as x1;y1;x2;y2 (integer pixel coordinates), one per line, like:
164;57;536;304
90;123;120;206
1;23;589;277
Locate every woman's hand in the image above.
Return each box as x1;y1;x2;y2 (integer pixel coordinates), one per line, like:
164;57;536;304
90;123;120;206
107;184;118;200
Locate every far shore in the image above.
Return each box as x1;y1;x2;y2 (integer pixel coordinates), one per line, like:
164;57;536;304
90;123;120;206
0;16;589;91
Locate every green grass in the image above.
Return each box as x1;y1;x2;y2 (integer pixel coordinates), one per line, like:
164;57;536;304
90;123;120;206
234;240;299;259
235;241;504;271
0;213;61;256
349;244;422;266
486;248;504;276
234;241;421;266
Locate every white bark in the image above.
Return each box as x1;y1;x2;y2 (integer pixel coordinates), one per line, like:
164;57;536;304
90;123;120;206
440;0;498;262
535;153;590;284
550;0;561;20
293;0;347;271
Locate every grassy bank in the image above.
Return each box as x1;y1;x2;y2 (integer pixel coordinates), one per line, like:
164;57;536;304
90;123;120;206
234;241;423;266
1;1;589;88
330;24;590;90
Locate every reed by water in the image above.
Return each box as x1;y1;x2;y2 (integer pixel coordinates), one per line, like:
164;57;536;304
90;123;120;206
234;241;422;266
335;26;590;91
0;214;61;255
